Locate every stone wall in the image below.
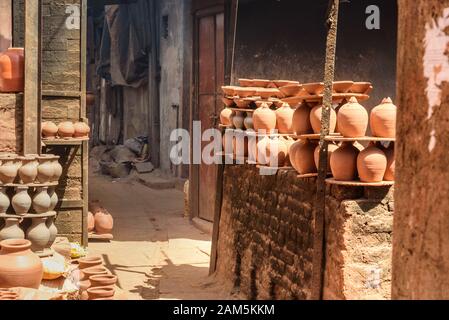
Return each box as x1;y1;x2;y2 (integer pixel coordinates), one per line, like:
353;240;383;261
215;165;393;300
0;94;23;154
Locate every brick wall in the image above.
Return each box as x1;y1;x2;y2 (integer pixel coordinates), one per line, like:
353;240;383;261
0;94;23;153
215;165;393;300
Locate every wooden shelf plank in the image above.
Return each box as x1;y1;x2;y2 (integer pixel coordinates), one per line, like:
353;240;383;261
324;136;395;142
326;178;394;186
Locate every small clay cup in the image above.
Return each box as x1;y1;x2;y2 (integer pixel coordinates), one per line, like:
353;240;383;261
87;286;115;300
78;255;103;270
89;274;117;288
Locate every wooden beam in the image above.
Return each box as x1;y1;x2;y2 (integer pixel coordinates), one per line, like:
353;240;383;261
23;0;41;155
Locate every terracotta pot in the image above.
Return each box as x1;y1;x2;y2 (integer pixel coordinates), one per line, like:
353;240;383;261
0;218;24;241
18;155;38;184
87;286;115;300
370;97;397;138
78;255;103;271
232;111;245;129
292;102;313;135
58;122;75;138
288;141;302;172
294;140;318;174
253;103;276;133
278;85;303;97
12;186;31;215
81;266;109;285
42;122;59;138
48;187;58;211
274;80;299;88
255;101;273;109
238;78;253;87
234;99;251;109
73;122;91;138
37;156;55;184
252;79;270;88
383;143;395;181
88;211;95;232
220;108;234;126
0;187;10;214
0;239;43;289
314;143;339;172
357;143;387;182
0;48;24;93
221;86;236;96
283;138;295;167
94;209;114;235
46;216;58;248
51;156;63;182
350;82;373;94
26;217;51;252
234;87;256;97
221;97;234;108
244;113;254;130
333;81;354;93
310;104;337;134
0;156;21;184
89;274;117;288
330;142;360;181
256;135;271;165
32;187;51;214
275;103;294;134
337;97;368;137
303;82;324;95
265;137;288;167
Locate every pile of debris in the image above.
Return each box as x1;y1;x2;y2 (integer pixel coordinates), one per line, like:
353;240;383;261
89;136;154;178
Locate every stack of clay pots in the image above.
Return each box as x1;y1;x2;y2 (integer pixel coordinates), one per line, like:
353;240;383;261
42;121;91;139
329;97;396;182
78;255;117;300
0;48;24;93
88;201;114;236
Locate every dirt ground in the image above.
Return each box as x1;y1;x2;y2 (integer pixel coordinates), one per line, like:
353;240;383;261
88;173;236;300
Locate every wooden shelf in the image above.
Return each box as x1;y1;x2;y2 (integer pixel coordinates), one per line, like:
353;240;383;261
42;138;88;146
296;133;341;140
282;92;370;105
324;136;395;142
326;178;394;187
297;173;318;179
0;211;57;219
88;233;113;241
0;182;58;188
228;108;256;112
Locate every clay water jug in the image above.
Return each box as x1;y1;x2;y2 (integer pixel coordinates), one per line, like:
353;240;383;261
294;140;318;174
232;111;245;129
0;218;24;241
288;140;302;171
370;97;397;138
314;143;339;172
383;143;395;181
265;137;288;167
292;102;313;135
48;187;58;211
0;156;20;184
0;187;10;214
73;122;90;138
51;156;63;182
337;97;368;137
88;212;95;232
42;122;59;138
0;48;25;93
12;186;31;215
275;103;294;134
330;142;360;181
32;187;51;214
94;209;114;234
46;216;58;247
244;113;254;130
58;122;75;138
18;155;38;184
37;156;55;184
310;104;337;134
357;143;387;182
253;103;276;133
220;108;234;126
26;217;51;252
0;239;43;289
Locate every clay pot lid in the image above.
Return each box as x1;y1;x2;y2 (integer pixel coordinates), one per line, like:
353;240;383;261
279;84;303;97
0;239;32;251
252;79;271;87
238;78;254;87
274;80;300;87
333;81;354;93
303;82;325;95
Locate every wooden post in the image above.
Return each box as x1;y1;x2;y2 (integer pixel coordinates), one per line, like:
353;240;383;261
311;0;340;300
23;0;41;155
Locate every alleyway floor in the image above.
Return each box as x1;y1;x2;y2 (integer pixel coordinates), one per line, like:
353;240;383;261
88;173;234;300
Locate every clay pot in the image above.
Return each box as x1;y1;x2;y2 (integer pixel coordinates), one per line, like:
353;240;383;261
94;209;114;235
58;122;75;138
26;217;51;252
221;97;234;108
274;80;300;88
252;79;271;88
314;143;339;172
79;256;103;271
275;103;294;134
257;88;282;99
0;48;24;93
0;187;10;214
283;138;295;167
238;78;253;87
357;143;387;182
337;97;369;137
18;155;38;184
220;108;234;126
370;97;397;138
288;141;302;172
330;142;360;181
255;101;273;109
46;216;58;248
0;218;25;241
244;113;254;130
88;211;95;232
232;111;245;129
278;85;303;97
89;274;117;288
12;186;31;215
87;286;115;300
310;104;337;134
256;136;271;165
48;187;58;211
81;266;109;283
264;137;288;167
0;239;43;289
32;187;51;214
253;103;276;133
37;156;55;184
294;140;318;174
234;87;256;97
234;99;251;109
350;82;373;94
221;86;236;96
0;156;20;184
51;156;63;182
73;122;91;138
42;121;59;138
292;102;313;135
383;143;395;181
303;82;324;95
333;81;354;93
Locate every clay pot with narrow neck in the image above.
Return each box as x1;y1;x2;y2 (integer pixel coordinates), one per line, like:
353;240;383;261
383;143;395;181
42;122;59;138
275;103;294;134
37;156;55;184
18;155;38;184
48;187;58;211
370;97;397;138
232;111;245;129
337;97;369;137
0;239;43;289
294;140;318;174
253;103;276;133
330;142;360;181
0;187;10;214
292;102;313;135
0;48;25;93
12;186;31;215
310;104;337;134
357;142;387;182
0;156;20;184
0;218;24;241
87;286;115;300
314;143;339;172
220;108;234;126
46;216;58;248
244;113;254;130
73;122;91;138
26;217;51;253
94;209;114;235
51;156;63;183
265;137;288;167
58;122;75;138
32;187;51;214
